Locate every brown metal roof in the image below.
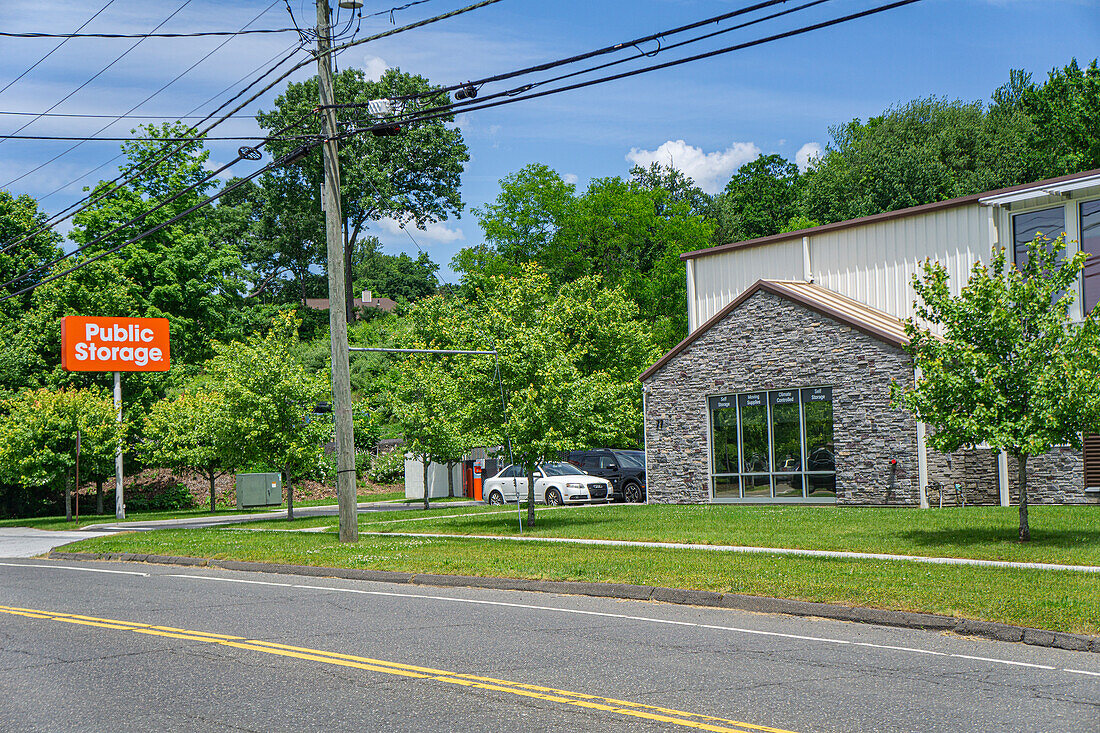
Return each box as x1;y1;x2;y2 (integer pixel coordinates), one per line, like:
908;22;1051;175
682;167;1100;261
639;280;911;382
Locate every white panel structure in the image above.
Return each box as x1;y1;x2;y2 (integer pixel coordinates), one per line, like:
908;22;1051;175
690;239;803;328
404;457;463;499
811;204;992;325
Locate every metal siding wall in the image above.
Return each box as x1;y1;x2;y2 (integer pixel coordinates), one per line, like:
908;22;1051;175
691;240;804;325
812;205;989;327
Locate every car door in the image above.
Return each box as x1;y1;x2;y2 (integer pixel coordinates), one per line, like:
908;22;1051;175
497;465;526;501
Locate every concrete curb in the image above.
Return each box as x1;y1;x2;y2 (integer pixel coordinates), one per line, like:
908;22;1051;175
47;551;1100;654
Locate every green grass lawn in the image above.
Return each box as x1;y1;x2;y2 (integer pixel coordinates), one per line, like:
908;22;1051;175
0;506;267;531
59;526;1100;635
217;503;1100;566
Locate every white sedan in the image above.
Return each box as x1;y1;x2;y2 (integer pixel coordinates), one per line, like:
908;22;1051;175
483;462;611;506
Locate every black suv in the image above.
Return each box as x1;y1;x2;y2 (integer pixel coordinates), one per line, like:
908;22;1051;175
566;449;646;502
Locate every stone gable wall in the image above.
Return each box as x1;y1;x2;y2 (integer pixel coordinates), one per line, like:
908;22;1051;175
642;289;1087;505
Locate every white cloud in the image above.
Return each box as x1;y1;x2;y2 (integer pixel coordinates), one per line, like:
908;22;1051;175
378;217;464;244
562;173;579;185
795;142;823;172
625;140;761;194
361;55;389;82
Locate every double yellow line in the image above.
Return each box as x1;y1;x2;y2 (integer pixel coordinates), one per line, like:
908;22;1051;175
0;603;802;733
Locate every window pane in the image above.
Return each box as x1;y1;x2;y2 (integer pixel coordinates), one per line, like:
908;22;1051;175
742;475;770;497
802;388;834;473
710;398;739;474
773;474;801;498
1082;200;1100;313
713;477;740;499
738;392;770;473
770;391;801;474
1013;207;1066;271
806;474;837;497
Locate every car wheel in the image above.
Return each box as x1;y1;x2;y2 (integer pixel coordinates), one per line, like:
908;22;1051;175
623;482;644;503
546;488;563;506
487;491;504;506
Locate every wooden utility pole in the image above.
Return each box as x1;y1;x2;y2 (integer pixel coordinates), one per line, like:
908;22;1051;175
315;0;358;542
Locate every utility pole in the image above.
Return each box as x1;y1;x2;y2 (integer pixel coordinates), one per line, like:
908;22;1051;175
316;0;358;542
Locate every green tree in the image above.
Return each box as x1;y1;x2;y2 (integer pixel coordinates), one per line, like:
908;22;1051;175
1017;58;1100;177
256;67;467;319
69;123;246;363
711;154;802;243
350;236;439;303
0;387;125;519
142;390;234;512
0;191;64;319
892;235;1100;541
418;265;657;524
204;312;331;519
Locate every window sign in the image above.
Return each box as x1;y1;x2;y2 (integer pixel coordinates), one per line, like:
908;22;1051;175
709;387;836;502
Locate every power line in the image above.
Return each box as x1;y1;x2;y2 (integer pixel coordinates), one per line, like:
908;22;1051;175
0;111;316;293
28;41;304;208
0;133;305;142
0;140;320;305
1;0;510;289
0;28;297;39
0;0;496;251
0;0;193;154
0;111;265;120
0;42;308;255
0;0;284;192
346;0;925;138
0;0;120;98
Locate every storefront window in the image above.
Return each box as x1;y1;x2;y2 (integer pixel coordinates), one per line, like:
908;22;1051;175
709;387;836;501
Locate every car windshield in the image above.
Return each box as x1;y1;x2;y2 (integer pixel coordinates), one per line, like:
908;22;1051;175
613;451;645;469
541;462;585;476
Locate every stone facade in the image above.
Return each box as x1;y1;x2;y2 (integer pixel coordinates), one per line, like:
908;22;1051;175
642;288;1090;505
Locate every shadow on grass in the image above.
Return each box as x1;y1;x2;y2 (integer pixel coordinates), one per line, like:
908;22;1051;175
900;526;1100;550
383;506;617;535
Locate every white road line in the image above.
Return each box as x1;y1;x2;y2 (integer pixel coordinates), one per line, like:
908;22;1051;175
0;561;148;577
1065;669;1100;677
949;654;1055;670
166;572;1097;678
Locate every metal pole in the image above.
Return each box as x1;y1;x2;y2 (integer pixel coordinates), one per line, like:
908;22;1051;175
114;371;124;520
74;429;80;522
316;0;357;543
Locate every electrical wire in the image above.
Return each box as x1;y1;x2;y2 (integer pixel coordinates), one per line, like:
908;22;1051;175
0;109;317;292
0;133;304;142
0;0;284;192
0;0;193;154
0;111;265;120
0;28;297;39
26;41;304;209
344;0;925;138
0;139;321;305
0;0;120;98
0;42;308;255
338;0;836;128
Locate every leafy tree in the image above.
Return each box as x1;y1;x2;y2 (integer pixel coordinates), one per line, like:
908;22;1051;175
256;67;467;319
204;312;331;519
629;162;712;218
0;387;125;519
0;191;64;319
892;235;1100;541
416;265;657;524
350;236;439;303
69;123;246;363
142;390;234;511
710;154;802;243
1016;58;1100;177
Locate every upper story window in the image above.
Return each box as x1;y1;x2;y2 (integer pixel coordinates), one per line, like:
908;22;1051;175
1081;200;1100;313
1012;206;1066;270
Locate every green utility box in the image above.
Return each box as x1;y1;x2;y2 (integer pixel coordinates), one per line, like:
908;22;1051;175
235;473;283;509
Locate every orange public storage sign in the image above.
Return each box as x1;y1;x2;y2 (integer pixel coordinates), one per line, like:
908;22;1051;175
61;316;171;372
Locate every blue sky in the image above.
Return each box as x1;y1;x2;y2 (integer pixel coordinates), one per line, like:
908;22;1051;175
1;0;1097;283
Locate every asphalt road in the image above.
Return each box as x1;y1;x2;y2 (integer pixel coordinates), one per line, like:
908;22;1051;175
0;559;1097;732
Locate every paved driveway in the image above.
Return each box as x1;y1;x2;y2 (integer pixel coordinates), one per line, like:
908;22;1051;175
0;528;115;558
